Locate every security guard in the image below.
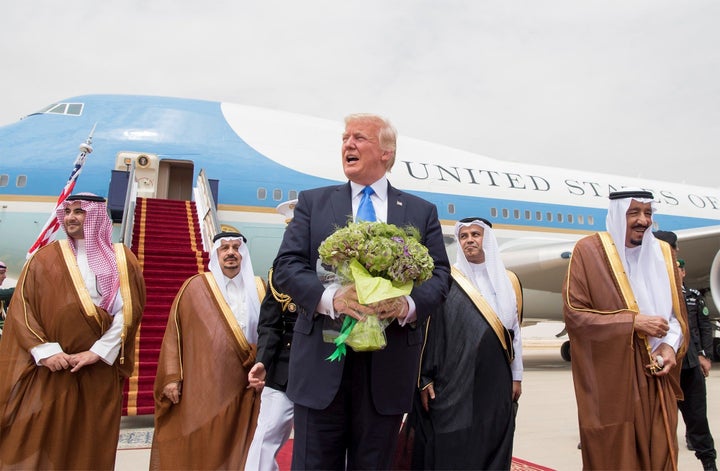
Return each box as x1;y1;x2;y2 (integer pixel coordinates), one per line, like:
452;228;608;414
678;257;717;471
245;200;299;471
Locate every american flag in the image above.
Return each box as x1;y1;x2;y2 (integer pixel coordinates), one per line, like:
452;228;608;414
26;125;96;258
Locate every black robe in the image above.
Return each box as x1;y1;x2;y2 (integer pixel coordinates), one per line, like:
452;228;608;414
401;281;515;470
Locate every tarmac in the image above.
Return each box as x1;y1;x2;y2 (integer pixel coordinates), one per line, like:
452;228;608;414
115;322;720;470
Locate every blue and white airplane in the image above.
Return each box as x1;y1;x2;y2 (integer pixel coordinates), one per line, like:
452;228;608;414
2;94;719;352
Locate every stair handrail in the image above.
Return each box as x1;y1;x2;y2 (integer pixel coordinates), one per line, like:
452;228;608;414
194;168;221;252
119;162;139;247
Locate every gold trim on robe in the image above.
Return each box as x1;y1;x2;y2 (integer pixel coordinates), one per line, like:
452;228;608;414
113;243;134;364
203;273;252;361
505;269;523;323
451;266;514;363
58;239;102;329
658;240;688;360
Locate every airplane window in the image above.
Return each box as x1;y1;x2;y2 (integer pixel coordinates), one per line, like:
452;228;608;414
567;214;574;223
535;211;542;221
513;209;520;219
66;103;83;115
490;208;498;218
288;190;298;200
48;104;67;114
16;175;27;187
257;188;267;200
588;215;595;225
546;212;553;222
273;189;282;201
578;215;584;224
501;208;509;218
447;203;455;215
37;104;55;113
524;210;531;220
35;102;83;116
557;213;564;223
0;174;8;187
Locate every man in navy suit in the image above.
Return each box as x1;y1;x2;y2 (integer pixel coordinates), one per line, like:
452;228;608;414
273;113;451;470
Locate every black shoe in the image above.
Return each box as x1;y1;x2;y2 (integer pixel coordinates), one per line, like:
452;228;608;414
701;459;717;471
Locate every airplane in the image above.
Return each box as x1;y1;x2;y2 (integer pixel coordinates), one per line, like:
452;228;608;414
2;94;720;362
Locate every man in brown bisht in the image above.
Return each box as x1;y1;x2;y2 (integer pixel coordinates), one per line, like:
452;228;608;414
0;193;146;470
563;188;688;470
150;231;264;470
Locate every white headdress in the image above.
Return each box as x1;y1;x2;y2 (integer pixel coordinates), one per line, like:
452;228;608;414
209;231;260;344
606;189;674;351
454;218;517;324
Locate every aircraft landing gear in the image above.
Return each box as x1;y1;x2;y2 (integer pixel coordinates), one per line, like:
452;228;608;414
560;340;571;362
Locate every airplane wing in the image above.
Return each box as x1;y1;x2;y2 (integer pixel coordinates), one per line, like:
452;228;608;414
492;238;578;325
497;226;720;322
500;239;576;294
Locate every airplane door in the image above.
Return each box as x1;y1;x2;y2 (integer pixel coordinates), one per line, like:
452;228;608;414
157;160;194;201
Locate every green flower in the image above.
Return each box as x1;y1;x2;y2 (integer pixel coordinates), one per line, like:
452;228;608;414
318;221;435;285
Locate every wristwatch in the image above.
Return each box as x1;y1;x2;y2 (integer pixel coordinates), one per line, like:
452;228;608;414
699;349;708;358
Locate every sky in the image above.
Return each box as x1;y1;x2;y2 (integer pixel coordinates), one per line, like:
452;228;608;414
1;0;719;186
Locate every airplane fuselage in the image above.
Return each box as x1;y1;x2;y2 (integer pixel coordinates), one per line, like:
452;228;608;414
2;95;719;322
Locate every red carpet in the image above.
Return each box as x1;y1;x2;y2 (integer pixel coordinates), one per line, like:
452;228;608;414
275;440;555;471
123;197;209;415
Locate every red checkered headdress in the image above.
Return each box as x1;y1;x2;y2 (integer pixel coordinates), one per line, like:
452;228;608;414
56;193;119;312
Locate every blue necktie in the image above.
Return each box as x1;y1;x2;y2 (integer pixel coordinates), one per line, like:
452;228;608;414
356;186;377;222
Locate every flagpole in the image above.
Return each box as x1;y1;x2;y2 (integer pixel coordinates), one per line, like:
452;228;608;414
26;124;97;258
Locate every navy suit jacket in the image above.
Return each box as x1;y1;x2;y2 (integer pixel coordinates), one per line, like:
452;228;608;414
273;181;450;414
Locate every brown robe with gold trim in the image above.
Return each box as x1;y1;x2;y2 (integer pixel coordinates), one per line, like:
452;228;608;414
0;242;145;470
150;273;261;470
563;233;688;470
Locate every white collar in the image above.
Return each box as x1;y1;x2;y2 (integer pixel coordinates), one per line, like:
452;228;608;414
350;176;388;202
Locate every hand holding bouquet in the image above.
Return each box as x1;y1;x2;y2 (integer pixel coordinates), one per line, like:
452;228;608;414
318;221;435;360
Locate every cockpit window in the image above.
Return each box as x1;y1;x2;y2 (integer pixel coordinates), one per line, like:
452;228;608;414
34;102;84;116
66;103;83;115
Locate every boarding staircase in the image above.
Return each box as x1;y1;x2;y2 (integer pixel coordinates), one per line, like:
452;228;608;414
121;197;210;415
115;166;221;416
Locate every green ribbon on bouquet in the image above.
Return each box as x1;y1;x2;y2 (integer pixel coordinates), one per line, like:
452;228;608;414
326;316;358;362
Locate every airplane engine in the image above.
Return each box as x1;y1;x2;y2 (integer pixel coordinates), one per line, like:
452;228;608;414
710;249;720;315
709;250;720;360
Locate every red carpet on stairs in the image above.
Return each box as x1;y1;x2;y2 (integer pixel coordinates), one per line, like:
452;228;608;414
274;440;555;471
123;197;209;415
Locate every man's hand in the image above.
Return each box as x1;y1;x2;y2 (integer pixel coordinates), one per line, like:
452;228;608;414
650;343;677;376
371;296;409;321
634;313;670;339
333;285;374;321
162;381;182;404
699;355;712;377
248;362;266;392
512;380;522;402
420;383;435;412
69;351;101;373
40;352;72;372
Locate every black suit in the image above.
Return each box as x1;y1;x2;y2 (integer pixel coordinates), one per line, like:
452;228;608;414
273;181;450;469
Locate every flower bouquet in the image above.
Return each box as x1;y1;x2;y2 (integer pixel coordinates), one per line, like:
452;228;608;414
318;221;435;361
